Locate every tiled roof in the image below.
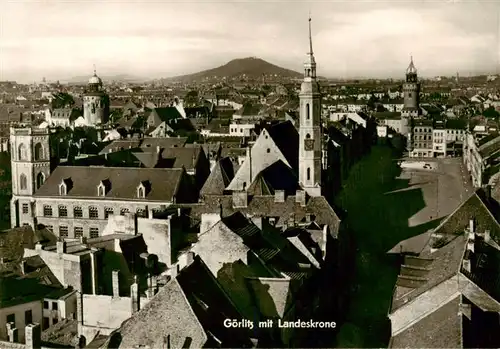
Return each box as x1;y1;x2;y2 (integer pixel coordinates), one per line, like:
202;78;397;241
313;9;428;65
134;145;202;171
115;278;207;348
460;239;500;303
479;135;500;158
173;194;341;237
200;157;234;196
41;319;78;348
266;121;299;172
431;192;500;246
234;103;262;116
99;140;141;154
390;235;466;312
139;136;187;149
151;107;183;122
246;160;301;197
34;166;185;202
113;256;252;348
0;226;57;266
389;296;461;349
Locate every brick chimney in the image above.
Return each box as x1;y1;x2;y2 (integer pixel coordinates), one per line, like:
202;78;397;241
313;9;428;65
469;218;475;235
295;190;306;207
232;190;248;208
6;322;18;343
274;190;285;203
25;323;41;349
130;275;140;314
56;240;66;254
112;270;120;298
485;230;491;243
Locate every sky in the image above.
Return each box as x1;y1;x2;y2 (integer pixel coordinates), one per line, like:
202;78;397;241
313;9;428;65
1;0;500;83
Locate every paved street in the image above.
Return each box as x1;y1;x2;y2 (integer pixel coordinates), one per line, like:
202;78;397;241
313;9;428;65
333;146;472;348
394;157;473;227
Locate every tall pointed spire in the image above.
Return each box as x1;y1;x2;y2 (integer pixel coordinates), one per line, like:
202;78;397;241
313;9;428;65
308;13;313;56
304;13;316;79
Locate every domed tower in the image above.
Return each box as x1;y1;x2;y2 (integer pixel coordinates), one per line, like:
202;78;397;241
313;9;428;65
83;67;109;126
401;56;421;119
299;16;322;197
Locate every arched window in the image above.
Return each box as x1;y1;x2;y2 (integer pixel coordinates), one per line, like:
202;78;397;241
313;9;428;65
306;133;311;139
307;168;311;181
36;173;45;189
34;143;43;161
18;144;26;160
306;103;310;120
20;174;27;190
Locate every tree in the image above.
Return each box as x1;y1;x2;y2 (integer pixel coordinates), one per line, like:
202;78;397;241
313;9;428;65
483;106;499;119
51;92;75;109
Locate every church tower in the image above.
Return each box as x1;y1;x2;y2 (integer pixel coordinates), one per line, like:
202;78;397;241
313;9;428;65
83;67;109;126
10;127;51;228
299;17;322;197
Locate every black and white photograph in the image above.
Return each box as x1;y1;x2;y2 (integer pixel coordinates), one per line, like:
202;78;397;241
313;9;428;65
0;0;499;348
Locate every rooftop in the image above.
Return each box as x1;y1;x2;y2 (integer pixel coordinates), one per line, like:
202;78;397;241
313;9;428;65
34;166;185;202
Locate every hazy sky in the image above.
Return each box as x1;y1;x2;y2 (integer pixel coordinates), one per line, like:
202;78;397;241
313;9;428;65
1;0;500;82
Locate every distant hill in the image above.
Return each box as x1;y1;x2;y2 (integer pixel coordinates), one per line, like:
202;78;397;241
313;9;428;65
62;74;147;85
164;57;303;82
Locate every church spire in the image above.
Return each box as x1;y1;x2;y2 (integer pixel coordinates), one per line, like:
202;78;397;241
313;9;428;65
304;15;316;79
308;14;314;56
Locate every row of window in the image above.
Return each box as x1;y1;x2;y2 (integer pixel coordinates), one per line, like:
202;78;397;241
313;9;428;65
46;225;99;239
43;205;134;218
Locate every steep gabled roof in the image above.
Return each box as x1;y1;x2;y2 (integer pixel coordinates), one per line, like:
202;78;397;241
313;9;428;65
113;256;252;348
200;157;234;196
247;160;301;196
266;121;299;171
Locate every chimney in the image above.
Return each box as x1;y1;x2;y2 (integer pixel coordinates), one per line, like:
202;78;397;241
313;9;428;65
485;229;491;242
462;257;471;273
20;260;26;275
274;190;285;203
7;323;18;343
56;240;66;254
467;238;475;253
247;146;252;182
76;292;83;326
469;218;475;234
232;190;248;208
130;275;140;314
287;213;295;228
295;190;306;207
25;323;41;349
112;270;120;298
79;236;87;244
147;273;154;299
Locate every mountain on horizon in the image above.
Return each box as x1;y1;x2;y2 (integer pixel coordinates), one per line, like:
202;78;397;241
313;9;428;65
164;57;303;82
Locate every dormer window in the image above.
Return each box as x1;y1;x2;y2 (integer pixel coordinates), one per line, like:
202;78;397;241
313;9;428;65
59;178;71;196
97;179;111;197
137;181;151;199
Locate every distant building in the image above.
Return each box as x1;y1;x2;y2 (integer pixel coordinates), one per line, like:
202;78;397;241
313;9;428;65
83;69;109;126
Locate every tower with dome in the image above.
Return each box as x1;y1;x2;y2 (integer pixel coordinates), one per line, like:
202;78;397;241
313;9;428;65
83;68;109;126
